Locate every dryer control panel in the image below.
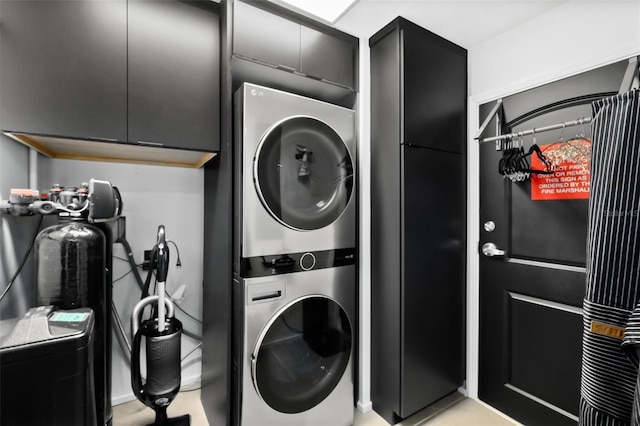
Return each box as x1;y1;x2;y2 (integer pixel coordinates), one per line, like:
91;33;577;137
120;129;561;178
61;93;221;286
239;247;356;278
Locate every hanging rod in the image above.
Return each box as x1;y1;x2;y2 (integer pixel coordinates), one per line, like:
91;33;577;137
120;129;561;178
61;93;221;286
477;117;592;144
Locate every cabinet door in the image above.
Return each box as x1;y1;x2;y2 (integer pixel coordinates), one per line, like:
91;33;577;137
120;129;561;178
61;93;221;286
233;1;300;72
300;27;355;89
402;25;467;153
0;0;127;141
128;0;220;151
401;146;465;417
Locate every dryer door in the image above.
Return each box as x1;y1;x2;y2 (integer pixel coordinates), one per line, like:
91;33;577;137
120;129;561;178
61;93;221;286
251;295;352;413
254;116;354;231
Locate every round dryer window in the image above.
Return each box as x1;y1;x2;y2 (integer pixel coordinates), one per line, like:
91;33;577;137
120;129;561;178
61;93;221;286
254;116;354;231
252;296;352;414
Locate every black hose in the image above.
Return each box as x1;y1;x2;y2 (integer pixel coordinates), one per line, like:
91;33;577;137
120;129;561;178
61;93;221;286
115;237;202;340
0;215;43;302
116;237;146;295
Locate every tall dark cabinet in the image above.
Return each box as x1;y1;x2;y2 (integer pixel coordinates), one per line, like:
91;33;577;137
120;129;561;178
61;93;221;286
369;18;467;424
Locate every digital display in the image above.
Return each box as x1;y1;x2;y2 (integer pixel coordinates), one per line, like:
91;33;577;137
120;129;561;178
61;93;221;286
50;312;88;322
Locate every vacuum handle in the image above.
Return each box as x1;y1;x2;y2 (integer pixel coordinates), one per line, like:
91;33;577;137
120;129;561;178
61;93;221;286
131;326;146;400
131;295;175;337
156;225;169;283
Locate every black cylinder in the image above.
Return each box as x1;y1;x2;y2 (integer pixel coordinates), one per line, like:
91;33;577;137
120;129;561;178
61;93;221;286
35;222;105;309
145;319;183;397
132;317;183;410
35;221;111;425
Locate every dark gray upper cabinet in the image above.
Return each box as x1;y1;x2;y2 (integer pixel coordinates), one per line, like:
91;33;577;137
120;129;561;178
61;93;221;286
232;1;357;91
300;27;355;89
128;0;220;152
233;1;300;71
0;0;127;141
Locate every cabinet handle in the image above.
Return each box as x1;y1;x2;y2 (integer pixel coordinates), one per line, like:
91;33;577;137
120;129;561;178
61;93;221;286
87;137;119;143
137;140;164;147
276;64;297;73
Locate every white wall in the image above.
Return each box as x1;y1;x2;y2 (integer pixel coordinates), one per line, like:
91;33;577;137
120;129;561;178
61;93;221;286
466;0;640;399
470;1;640;100
39;158;205;404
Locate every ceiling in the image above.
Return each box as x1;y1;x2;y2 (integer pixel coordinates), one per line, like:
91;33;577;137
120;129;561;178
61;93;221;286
333;0;571;48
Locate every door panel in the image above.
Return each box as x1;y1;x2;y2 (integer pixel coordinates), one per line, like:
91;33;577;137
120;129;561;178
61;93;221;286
478;59;629;426
480;260;584;425
508;294;582;415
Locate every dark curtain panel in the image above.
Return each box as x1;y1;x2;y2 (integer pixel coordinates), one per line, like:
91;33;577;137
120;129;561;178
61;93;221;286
581;89;640;426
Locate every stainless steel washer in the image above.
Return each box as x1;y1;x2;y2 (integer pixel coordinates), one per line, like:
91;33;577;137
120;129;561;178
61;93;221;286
233;264;355;426
234;83;356;267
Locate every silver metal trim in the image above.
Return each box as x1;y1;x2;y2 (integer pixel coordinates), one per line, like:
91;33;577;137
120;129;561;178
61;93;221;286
482;242;505;257
478;117;592;144
508;257;586;273
300;252;317;271
619;56;639;94
509;292;583;316
475;98;503;139
505;383;579;422
136;140;164;147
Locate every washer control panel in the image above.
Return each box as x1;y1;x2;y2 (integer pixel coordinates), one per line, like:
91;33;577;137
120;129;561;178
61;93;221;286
240;248;356;278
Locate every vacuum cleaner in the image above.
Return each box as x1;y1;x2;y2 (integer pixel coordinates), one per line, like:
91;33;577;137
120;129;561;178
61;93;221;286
131;225;190;426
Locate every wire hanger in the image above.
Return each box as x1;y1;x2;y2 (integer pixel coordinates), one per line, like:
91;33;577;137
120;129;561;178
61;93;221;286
542;121;591;172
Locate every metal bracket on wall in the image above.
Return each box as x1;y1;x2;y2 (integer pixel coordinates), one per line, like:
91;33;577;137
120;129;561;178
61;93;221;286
619;56;640;94
474;98;503;142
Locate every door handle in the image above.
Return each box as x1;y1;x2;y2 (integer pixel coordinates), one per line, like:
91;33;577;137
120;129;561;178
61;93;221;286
482;242;505;257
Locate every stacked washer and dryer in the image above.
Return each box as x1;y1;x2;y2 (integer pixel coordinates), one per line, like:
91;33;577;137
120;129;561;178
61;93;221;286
232;83;357;426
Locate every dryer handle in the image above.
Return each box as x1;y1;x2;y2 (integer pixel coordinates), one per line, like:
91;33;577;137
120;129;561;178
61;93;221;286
251;354;258;390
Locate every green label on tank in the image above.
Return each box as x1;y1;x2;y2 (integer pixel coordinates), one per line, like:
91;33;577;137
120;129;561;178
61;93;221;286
50;312;88;322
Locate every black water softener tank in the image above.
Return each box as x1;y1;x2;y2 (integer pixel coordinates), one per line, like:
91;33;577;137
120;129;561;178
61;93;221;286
36;219;111;425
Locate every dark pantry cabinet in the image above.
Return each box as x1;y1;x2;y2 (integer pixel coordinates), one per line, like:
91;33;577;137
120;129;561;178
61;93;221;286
1;0;220;156
369;17;467;424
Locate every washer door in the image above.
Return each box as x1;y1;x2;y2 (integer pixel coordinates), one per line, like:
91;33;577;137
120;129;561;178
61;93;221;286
254;116;354;231
251;295;352;413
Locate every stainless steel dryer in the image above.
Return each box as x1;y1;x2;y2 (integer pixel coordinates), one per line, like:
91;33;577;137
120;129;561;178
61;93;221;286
233;262;355;426
234;83;356;267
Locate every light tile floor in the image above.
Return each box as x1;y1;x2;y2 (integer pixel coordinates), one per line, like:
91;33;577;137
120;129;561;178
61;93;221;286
113;385;519;426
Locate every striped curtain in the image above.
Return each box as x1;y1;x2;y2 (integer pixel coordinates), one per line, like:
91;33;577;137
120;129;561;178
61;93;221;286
581;89;640;426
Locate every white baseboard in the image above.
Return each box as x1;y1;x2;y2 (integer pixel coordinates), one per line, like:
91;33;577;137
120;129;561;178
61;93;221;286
357;400;373;413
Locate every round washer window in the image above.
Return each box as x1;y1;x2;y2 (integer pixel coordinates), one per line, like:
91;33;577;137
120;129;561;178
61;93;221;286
252;296;352;413
254;117;353;231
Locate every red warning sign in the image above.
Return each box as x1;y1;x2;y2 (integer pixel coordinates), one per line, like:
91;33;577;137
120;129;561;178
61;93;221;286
530;138;590;201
